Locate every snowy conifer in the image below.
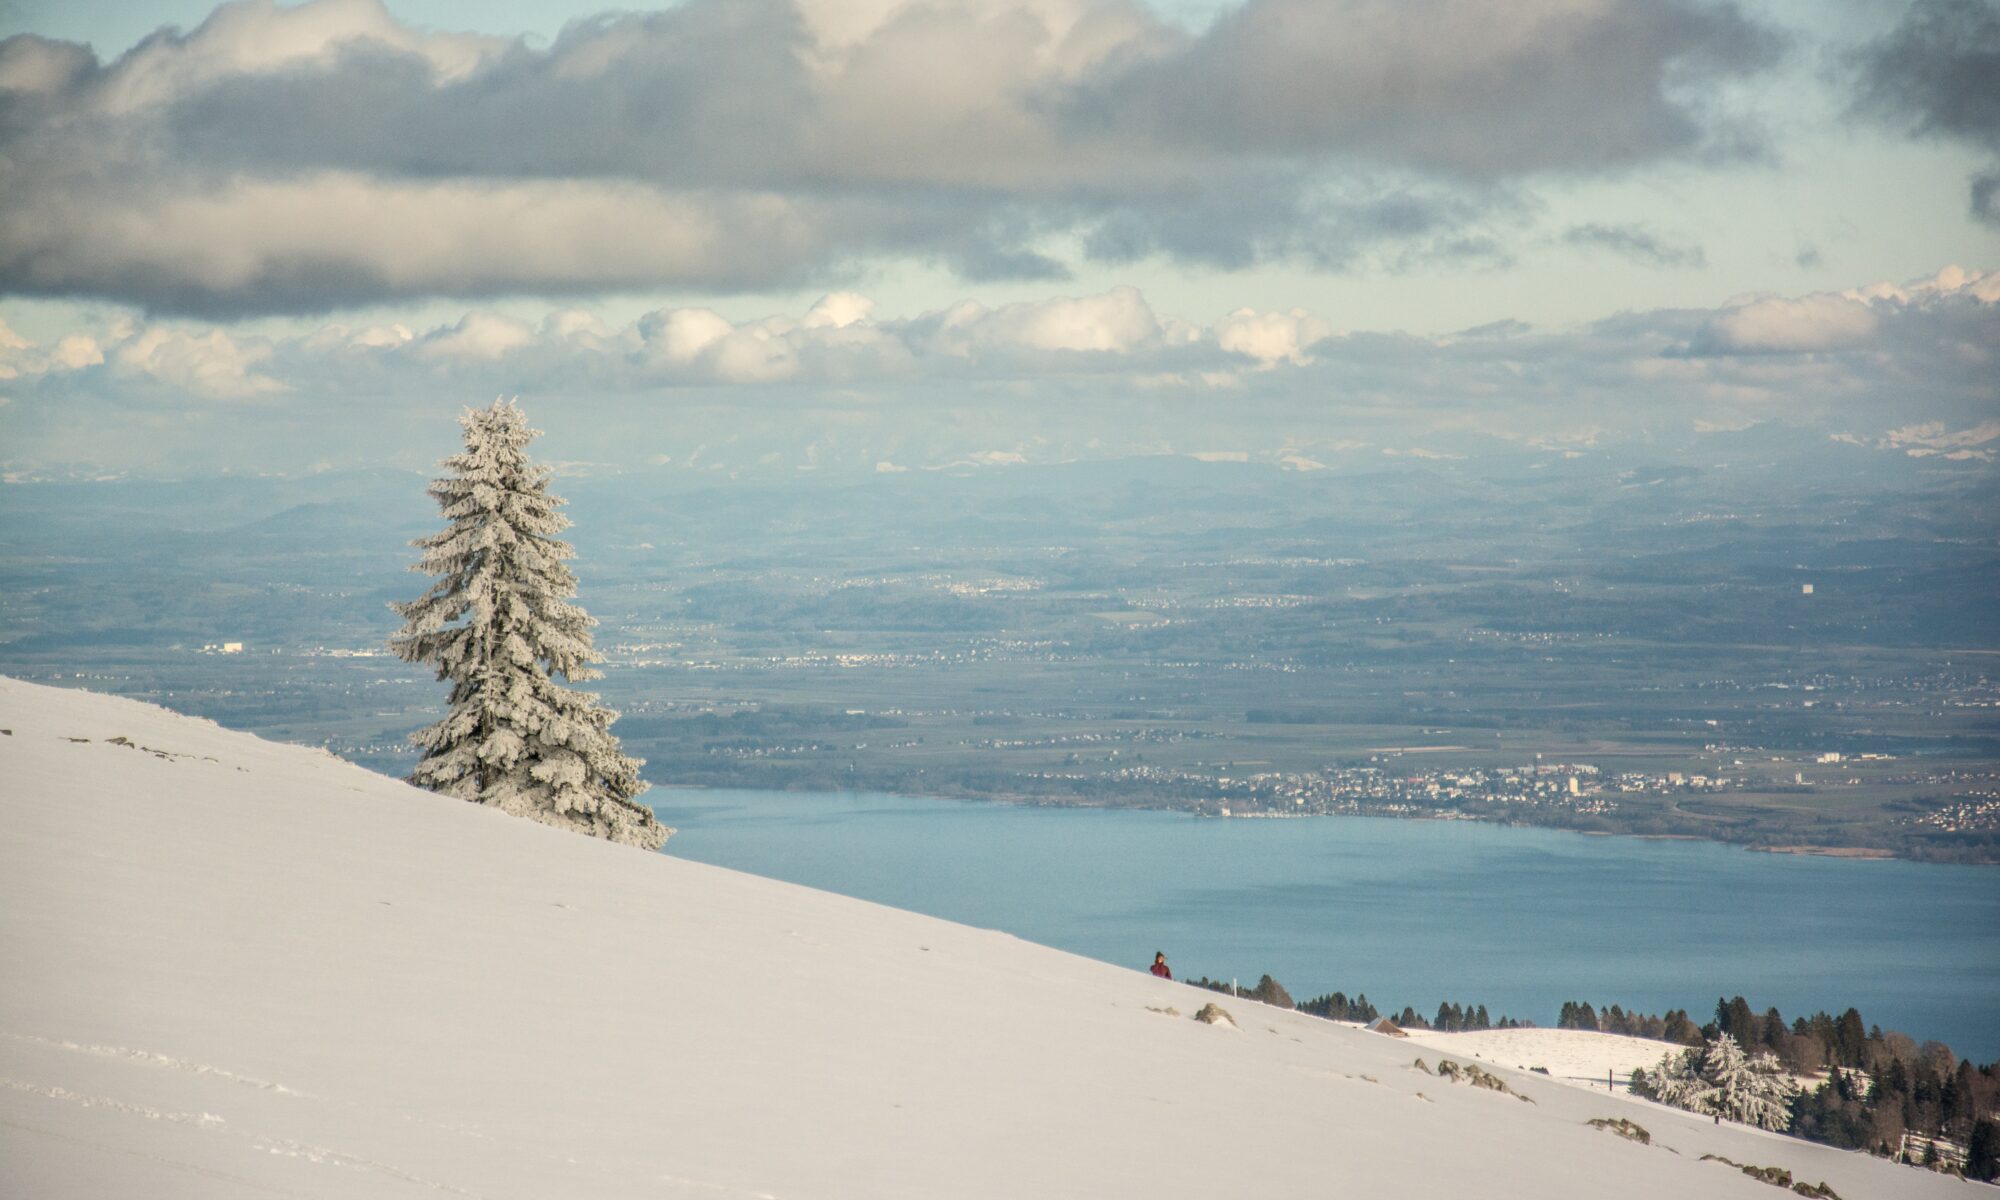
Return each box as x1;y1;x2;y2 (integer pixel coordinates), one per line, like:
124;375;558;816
391;399;669;850
1642;1046;1702;1107
1642;1034;1794;1131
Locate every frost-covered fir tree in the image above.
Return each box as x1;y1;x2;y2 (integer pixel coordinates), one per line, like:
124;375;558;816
1640;1033;1794;1131
391;399;669;850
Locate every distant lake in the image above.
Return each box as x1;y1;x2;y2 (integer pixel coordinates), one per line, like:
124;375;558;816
651;790;2000;1063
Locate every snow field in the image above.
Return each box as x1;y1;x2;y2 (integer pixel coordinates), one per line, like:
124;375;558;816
0;677;1980;1198
1405;1027;1699;1089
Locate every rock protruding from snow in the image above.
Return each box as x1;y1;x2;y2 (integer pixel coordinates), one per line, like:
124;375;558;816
1434;1058;1535;1103
1589;1116;1653;1144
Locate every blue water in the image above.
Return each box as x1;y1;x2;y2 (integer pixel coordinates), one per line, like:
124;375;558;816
652;789;2000;1062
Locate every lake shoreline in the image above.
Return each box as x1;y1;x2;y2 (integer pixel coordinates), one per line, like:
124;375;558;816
648;780;1995;865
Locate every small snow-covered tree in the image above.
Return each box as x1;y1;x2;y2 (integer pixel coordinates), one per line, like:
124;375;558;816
1641;1045;1702;1107
391;399;669;850
1641;1034;1794;1131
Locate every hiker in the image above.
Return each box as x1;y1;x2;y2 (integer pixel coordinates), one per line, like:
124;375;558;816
1150;952;1172;980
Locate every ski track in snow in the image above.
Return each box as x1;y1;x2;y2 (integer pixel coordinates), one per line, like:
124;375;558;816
3;1031;305;1096
1;1077;226;1127
255;1138;489;1198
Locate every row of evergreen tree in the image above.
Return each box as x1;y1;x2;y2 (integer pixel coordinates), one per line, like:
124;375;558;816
1297;990;1379;1023
1556;1000;1705;1044
1188;974;1525;1032
1558;994;1964;1082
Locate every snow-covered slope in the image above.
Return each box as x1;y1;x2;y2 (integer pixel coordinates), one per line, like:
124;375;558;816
0;678;1978;1198
1404;1027;1694;1089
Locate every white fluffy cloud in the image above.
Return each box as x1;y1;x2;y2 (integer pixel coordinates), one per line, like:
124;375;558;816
1850;264;2000;305
1700;293;1882;354
112;325;284;399
804;293;875;330
1216;308;1336;366
922;287;1166;356
1693;265;2000;355
2;268;1992;476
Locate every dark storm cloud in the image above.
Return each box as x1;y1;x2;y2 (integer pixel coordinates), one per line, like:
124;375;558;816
0;0;1784;314
161;3;819;188
1064;0;1780;178
152;0;1778;187
1853;0;2000;226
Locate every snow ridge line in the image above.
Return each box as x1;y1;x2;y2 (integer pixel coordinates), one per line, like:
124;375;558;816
0;1076;226;1127
2;1031;305;1096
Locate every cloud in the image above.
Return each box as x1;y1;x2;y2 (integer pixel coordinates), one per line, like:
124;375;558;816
1842;420;2000;462
0;313;288;399
911;287;1166;356
1215;308;1336;366
1689;265;1999;354
1447;318;1533;340
3;268;1992;476
112;326;286;399
52;336;105;369
1068;0;1777;176
1561;223;1706;269
0;174;829;318
0;0;1784;313
804;293;874;330
1695;293;1881;353
1846;262;2000;305
1882;419;2000;450
1852;0;2000;227
416;312;537;362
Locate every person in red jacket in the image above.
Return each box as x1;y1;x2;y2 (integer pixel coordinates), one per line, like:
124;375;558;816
1150;952;1172;980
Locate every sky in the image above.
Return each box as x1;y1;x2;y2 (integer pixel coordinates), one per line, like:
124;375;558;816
0;0;1995;479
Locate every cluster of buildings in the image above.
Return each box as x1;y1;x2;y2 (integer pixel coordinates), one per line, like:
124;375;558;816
969;728;1215;751
1900;796;2000;835
1026;760;1635;819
